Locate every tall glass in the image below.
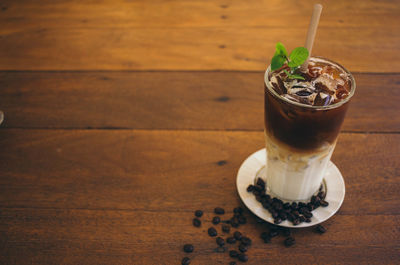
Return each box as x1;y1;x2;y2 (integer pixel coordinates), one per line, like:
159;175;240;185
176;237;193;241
263;57;355;201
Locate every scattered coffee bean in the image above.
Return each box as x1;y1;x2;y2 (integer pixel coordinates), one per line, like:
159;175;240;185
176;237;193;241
246;185;254;192
215;207;225;215
227;237;236;244
292;218;300;226
193;218;201;227
230;217;239;228
320;200;329;207
238;253;249;262
300;215;306;222
318;191;326;199
222;224;230;233
315;224;327;234
229;262;237;265
234;207;244;215
238;243;248;253
213;216;221;225
241;237;252;246
183;244;194;253
181;257;190;265
216;237;225;246
284;236;295;247
208;227;217;237
234;231;243;240
305;218;312;223
195;210;203;218
229;250;239;258
274;218;282;224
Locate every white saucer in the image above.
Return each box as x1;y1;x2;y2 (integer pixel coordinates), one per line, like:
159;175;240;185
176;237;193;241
236;148;345;228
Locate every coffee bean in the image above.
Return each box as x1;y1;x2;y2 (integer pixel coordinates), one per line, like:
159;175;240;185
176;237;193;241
222;224;230;233
229;250;239;258
216;237;225;246
284;236;295;247
315;224;327;234
307;203;314;211
299;215;306;222
274;218;282;224
192;218;201;227
238;216;247;224
194;210;203;218
320;200;329;207
318;191;326;199
303;211;313;219
254;185;263;192
271;211;278;218
227;237;236;244
298;202;306;208
291;202;298;210
241;237;252;246
260;232;269;240
263;236;271;243
246;185;254;192
283;202;291;209
256;178;266;188
292;218;300;226
238;253;249;262
212;216;221;225
234;231;243;240
208;227;217;237
229;262;237;265
181;257;190;265
234;207;244;215
279;211;287;220
230;217;239;228
255;195;262;201
319;184;323;191
183;244;194;253
238;243;248;253
305;218;312;223
287;213;295;222
214;207;225;215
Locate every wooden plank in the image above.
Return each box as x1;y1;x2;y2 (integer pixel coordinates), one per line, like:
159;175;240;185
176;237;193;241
1;0;399;30
0;130;398;216
0;208;399;264
0;72;398;132
0;26;399;72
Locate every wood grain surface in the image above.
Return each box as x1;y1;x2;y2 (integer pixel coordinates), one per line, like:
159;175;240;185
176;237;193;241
0;0;399;264
0;0;399;71
0;72;399;132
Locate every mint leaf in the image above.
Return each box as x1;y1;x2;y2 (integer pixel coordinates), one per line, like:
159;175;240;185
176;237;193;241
271;55;285;71
288;47;309;67
288;74;305;80
283;69;305;80
275;42;288;57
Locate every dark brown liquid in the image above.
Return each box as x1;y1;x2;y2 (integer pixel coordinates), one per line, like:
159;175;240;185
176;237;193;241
264;83;350;151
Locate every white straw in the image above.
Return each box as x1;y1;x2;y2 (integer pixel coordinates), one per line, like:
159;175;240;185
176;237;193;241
300;4;323;72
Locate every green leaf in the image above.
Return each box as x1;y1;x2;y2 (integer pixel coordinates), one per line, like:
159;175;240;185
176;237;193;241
271;55;285;71
289;74;305;80
275;42;288;57
289;47;309;67
283;69;305;80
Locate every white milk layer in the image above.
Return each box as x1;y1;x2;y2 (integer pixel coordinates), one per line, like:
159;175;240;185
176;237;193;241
264;132;335;201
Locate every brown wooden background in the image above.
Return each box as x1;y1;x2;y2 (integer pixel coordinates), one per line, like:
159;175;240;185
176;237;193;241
0;0;399;264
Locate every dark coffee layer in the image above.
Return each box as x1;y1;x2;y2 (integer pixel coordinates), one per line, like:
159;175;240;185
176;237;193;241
264;85;350;150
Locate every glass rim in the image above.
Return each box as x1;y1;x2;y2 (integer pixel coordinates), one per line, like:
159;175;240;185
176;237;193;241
264;56;356;110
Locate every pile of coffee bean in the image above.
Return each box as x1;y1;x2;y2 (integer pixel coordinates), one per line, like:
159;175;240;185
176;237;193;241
181;202;328;264
247;178;329;225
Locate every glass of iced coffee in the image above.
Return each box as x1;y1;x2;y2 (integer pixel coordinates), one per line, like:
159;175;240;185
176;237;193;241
264;56;355;201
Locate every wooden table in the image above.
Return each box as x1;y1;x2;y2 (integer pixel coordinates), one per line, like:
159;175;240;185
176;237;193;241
0;1;399;264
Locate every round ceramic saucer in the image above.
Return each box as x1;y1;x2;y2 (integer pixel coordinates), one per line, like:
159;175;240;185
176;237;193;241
236;148;345;228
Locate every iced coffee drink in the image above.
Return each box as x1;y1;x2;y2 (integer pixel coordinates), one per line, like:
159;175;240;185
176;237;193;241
264;57;355;201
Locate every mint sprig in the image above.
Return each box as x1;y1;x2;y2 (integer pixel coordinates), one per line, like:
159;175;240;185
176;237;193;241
270;43;309;80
